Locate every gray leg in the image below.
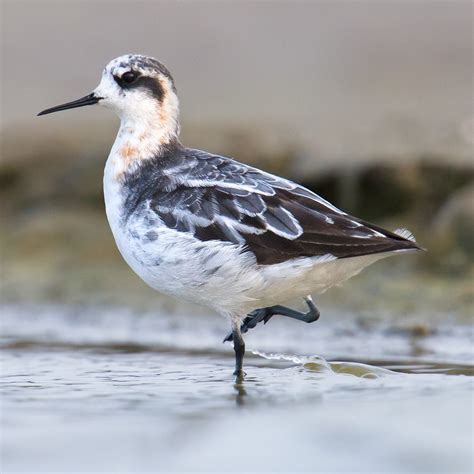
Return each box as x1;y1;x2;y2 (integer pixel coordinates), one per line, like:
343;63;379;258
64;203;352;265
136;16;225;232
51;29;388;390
232;323;246;378
224;296;319;343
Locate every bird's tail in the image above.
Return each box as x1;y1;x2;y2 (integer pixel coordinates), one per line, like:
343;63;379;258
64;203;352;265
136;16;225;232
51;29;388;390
393;228;417;243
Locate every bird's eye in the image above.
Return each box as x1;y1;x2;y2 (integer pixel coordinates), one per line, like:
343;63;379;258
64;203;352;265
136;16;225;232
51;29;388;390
121;71;138;84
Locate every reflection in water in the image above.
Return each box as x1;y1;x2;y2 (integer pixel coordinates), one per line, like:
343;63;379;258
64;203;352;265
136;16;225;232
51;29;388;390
233;377;248;406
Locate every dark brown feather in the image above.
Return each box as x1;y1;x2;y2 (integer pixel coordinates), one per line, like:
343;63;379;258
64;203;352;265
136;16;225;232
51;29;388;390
122;147;420;265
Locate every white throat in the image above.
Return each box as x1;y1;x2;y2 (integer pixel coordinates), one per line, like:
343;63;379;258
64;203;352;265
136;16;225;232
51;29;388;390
113;108;179;179
99;81;181;180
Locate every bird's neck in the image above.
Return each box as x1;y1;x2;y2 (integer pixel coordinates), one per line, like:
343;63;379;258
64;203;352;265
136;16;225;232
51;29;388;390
110;96;181;180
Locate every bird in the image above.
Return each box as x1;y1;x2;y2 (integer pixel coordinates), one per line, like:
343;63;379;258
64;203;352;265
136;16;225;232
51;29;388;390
38;54;421;378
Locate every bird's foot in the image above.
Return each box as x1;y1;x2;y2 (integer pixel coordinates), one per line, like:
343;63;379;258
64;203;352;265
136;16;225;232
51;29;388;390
233;369;246;381
223;296;320;343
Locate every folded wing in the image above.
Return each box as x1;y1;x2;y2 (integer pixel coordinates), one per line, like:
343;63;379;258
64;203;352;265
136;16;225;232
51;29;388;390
139;148;419;265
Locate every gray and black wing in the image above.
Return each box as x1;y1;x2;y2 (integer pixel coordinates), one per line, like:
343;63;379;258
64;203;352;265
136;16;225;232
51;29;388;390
124;148;419;265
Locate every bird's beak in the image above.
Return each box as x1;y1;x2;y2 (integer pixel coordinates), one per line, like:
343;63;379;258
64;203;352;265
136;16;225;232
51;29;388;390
37;92;102;116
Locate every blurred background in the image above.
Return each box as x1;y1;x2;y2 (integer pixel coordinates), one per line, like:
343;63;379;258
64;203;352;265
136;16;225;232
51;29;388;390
1;2;473;473
2;1;473;305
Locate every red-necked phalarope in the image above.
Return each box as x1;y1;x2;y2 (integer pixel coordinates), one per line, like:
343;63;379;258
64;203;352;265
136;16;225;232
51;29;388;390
38;54;421;378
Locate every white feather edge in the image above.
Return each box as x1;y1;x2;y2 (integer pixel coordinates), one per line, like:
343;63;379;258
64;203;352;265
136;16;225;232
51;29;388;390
393;228;417;242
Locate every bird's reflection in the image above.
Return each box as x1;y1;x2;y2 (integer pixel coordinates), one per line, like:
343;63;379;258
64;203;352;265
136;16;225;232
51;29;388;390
233;375;248;406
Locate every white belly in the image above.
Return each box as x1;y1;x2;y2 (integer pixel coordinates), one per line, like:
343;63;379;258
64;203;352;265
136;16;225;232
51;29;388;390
254;252;392;307
103;157;266;316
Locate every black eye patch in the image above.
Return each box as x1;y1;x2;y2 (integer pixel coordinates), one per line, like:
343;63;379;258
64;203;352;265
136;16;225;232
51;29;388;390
113;72;165;103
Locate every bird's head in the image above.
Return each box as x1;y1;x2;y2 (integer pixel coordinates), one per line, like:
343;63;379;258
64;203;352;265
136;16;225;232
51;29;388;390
38;54;180;143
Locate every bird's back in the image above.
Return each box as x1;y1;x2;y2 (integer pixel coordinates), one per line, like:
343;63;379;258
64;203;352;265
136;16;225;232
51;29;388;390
118;145;420;265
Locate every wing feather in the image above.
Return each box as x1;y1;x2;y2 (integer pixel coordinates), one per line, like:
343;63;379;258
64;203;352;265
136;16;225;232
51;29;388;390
132;148;420;265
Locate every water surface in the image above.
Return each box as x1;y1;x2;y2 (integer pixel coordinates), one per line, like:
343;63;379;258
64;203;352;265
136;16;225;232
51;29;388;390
1;303;472;473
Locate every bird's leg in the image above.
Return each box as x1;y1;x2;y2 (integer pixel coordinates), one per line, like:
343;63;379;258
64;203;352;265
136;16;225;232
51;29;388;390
231;322;246;379
270;296;320;324
223;296;319;342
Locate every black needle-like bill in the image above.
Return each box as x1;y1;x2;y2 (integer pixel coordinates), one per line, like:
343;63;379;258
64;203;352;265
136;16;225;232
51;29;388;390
37;93;101;116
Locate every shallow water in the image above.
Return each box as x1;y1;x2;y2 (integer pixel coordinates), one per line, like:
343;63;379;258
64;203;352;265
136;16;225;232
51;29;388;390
1;303;473;473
